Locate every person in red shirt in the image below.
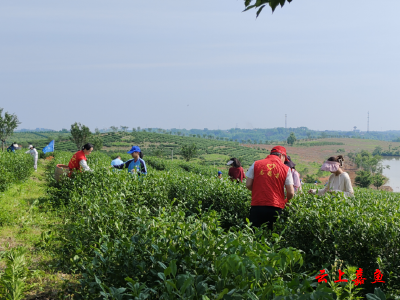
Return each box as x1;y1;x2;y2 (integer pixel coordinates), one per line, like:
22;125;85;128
68;143;94;175
245;146;294;230
227;158;246;182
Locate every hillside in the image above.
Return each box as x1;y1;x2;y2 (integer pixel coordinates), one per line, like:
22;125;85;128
9;132;399;179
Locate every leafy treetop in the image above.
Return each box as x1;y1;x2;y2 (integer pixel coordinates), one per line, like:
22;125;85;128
70;122;91;151
287;132;297;146
0;108;21;151
244;0;293;17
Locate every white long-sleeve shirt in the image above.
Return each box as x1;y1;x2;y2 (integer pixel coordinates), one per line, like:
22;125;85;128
79;160;91;171
311;172;354;198
25;148;38;159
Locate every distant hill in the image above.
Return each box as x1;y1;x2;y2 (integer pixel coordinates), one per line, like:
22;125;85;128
16;128;57;132
10;127;400;148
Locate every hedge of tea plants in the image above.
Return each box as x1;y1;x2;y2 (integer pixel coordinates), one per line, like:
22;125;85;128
277;188;400;295
0;151;33;192
43;151;391;299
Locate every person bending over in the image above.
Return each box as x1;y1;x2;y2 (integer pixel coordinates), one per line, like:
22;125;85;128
68;143;94;175
227;157;245;183
245;146;294;230
285;156;302;193
25;145;38;171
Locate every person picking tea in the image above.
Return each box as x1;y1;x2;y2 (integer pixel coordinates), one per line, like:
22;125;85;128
308;155;354;197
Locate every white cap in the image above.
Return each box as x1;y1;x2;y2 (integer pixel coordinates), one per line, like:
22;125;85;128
29;145;33;148
227;160;234;166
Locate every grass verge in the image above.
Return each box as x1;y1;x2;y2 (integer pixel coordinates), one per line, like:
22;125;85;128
0;159;77;299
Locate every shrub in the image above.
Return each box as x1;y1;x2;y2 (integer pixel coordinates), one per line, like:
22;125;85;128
0;152;33;192
42;151;397;297
278;190;400;294
355;170;372;188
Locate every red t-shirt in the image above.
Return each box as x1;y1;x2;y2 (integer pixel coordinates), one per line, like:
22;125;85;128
251;155;290;209
68;150;87;172
228;167;246;182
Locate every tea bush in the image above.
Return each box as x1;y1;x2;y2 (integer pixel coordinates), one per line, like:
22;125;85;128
43;151;394;298
0;151;33;192
78;205;345;299
278;188;400;295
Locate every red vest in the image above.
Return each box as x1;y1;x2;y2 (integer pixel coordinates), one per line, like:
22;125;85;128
251;155;290;209
68;150;87;172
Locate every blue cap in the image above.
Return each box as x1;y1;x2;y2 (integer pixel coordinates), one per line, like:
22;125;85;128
127;145;141;154
218;171;222;175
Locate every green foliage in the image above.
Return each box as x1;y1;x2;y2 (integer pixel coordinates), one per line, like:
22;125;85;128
43;152;362;298
355;170;372;188
372;173;387;190
304;174;321;184
40;151;400;298
0;108;21;151
349;150;382;173
287;132;297;146
88;135;103;151
70;122;91;151
0;152;33;192
279;189;400;295
180;143;197;162
337;148;345;153
99;131;263;167
351;149;389;190
0;247;29;300
373;146;383;156
366;288;387;300
373;144;400;156
243;0;293;17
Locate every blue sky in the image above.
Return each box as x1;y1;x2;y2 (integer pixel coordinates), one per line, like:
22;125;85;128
1;0;399;131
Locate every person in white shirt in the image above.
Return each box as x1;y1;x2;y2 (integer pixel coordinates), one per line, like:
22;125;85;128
308;155;354;198
25;145;38;171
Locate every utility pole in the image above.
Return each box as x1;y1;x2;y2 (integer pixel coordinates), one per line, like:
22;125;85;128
367;111;370;133
171;149;173;161
285;114;287;129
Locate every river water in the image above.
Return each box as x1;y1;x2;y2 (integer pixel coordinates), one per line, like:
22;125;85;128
382;157;400;192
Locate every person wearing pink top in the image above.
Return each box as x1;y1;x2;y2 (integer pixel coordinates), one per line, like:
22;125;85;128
284;156;302;193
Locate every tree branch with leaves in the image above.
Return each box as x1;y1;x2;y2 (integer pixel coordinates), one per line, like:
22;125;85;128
70;122;92;151
0;108;21;151
180;143;197;162
243;0;293;17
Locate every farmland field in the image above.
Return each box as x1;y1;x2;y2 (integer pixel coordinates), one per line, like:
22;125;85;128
1;132;400;298
9;130;400;182
1;148;398;299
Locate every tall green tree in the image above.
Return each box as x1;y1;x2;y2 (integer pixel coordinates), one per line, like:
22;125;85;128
70;122;92;150
0;108;20;151
287;132;297;146
180;143;197;162
89;135;103;151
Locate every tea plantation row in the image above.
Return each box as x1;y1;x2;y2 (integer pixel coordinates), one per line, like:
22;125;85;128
0;151;33;192
41;151;392;299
